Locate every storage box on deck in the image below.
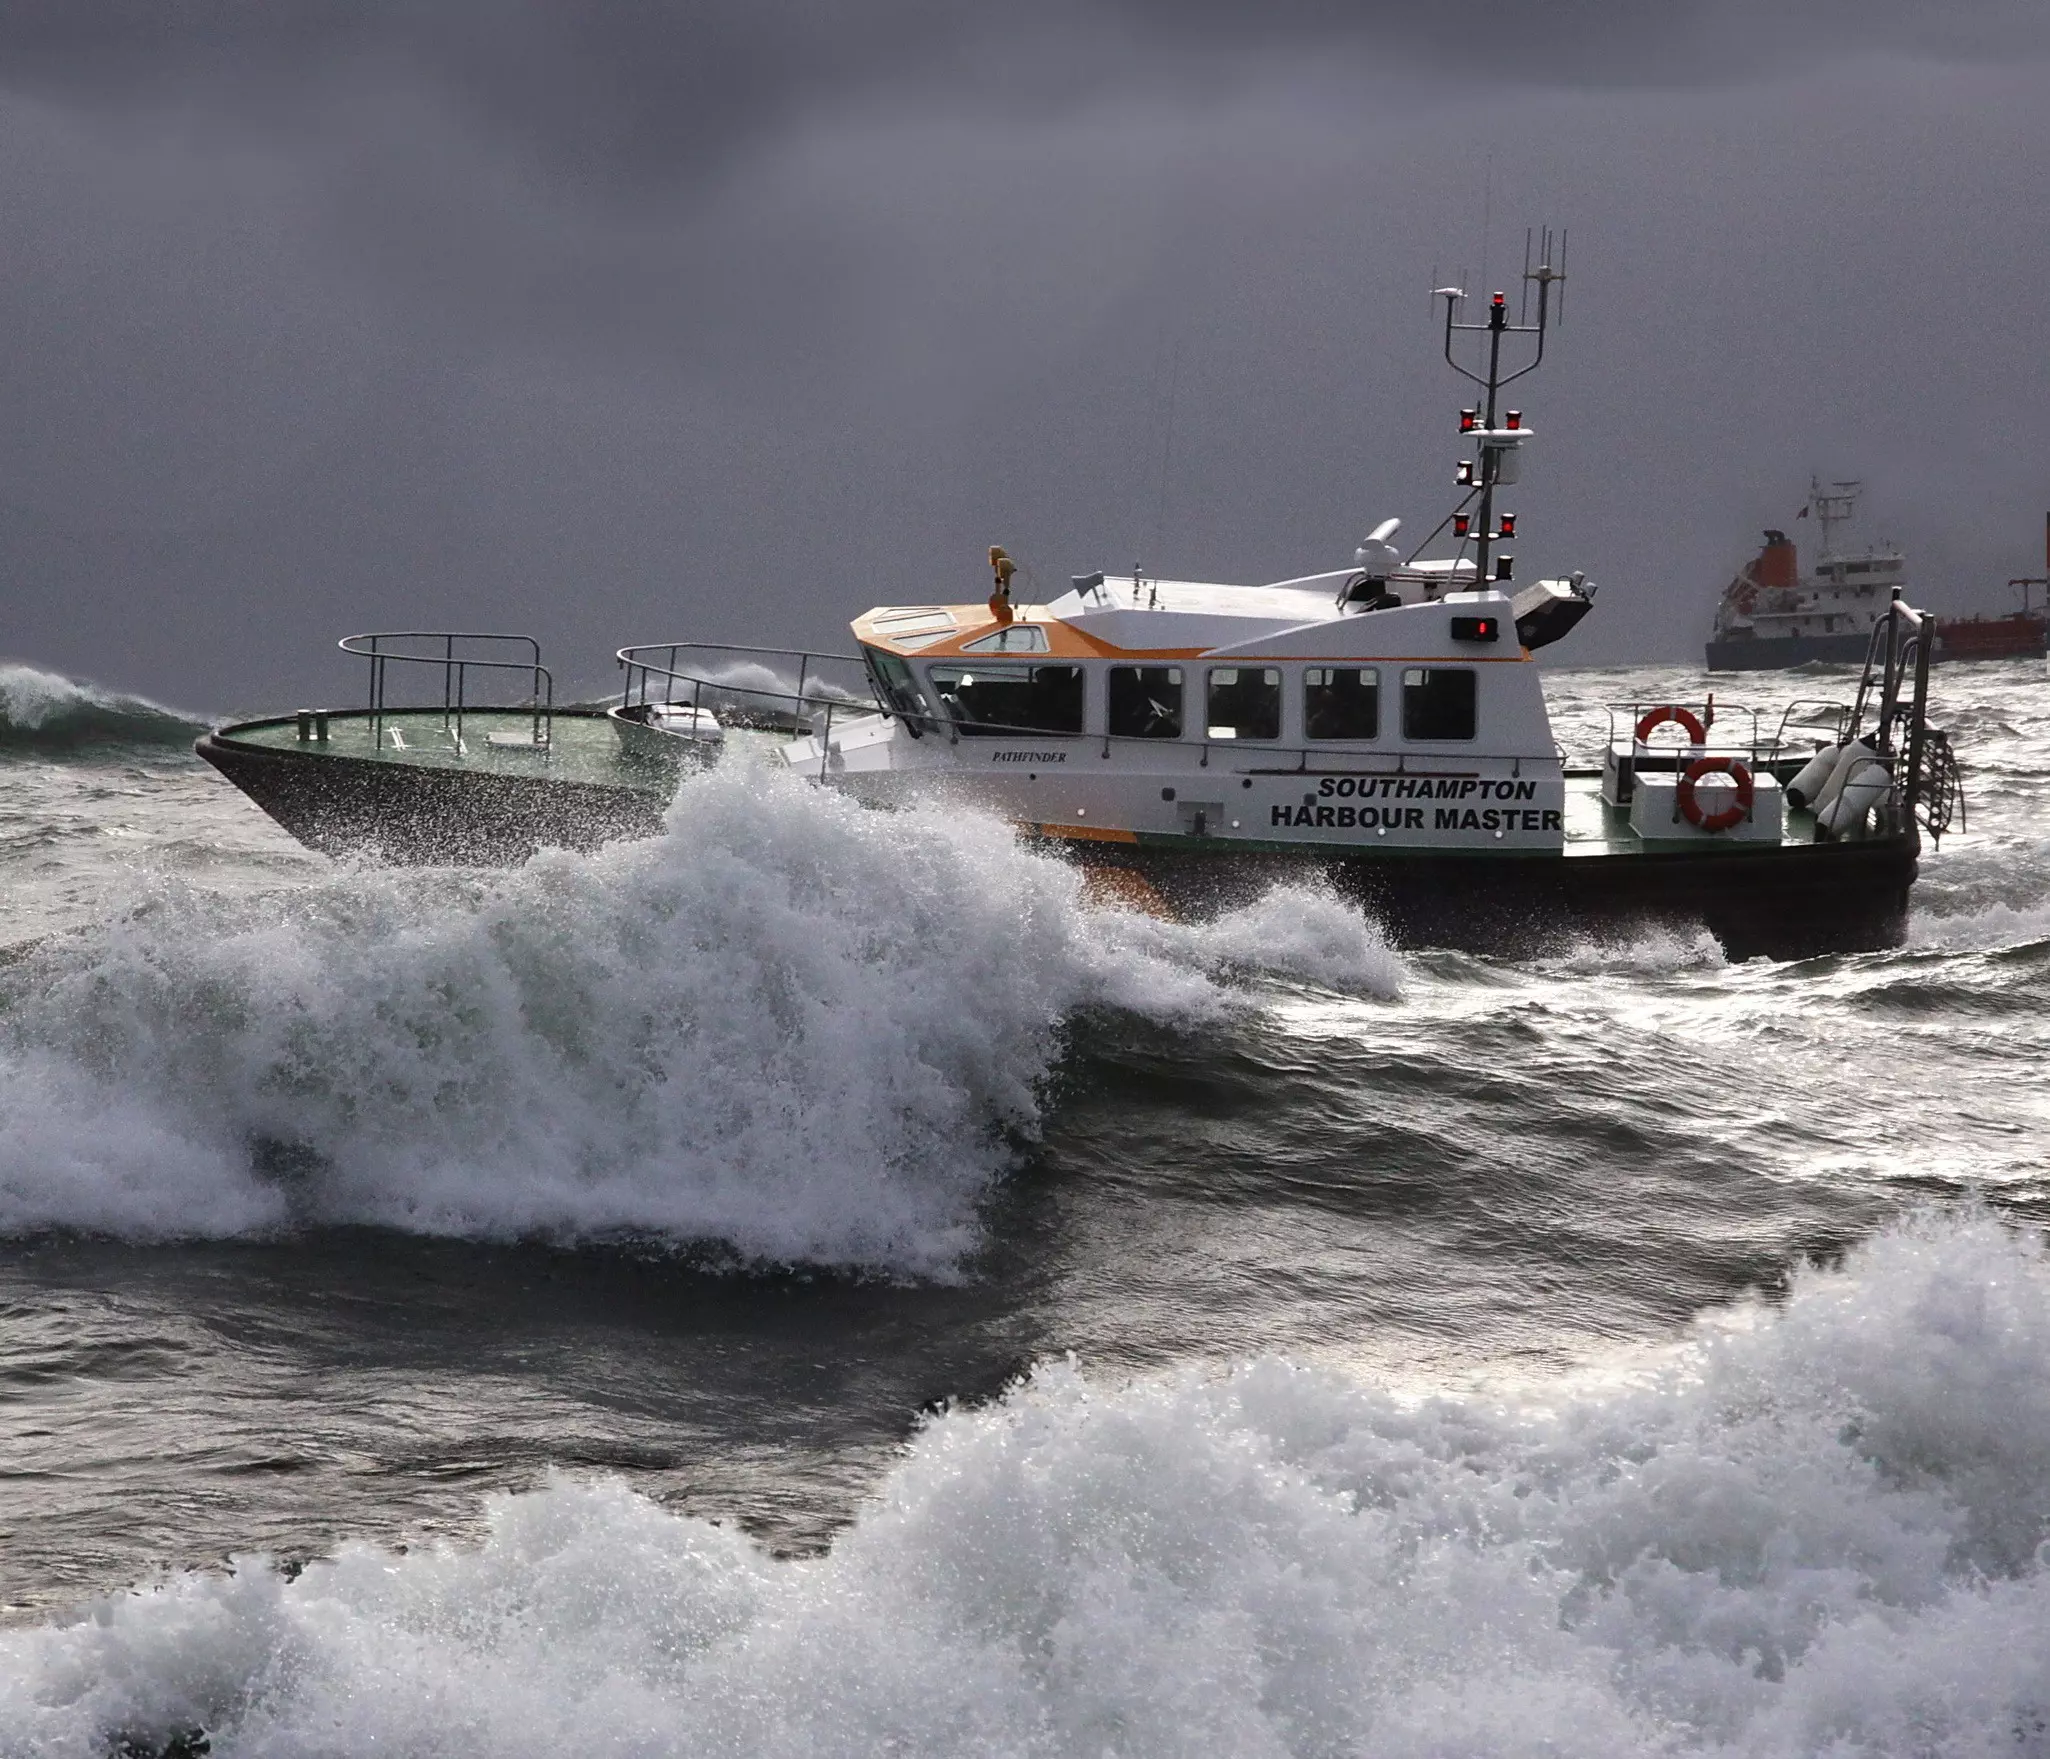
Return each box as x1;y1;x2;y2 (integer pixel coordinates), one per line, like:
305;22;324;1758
1629;771;1784;843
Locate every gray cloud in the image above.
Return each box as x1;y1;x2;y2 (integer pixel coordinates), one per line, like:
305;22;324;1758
5;2;2047;186
0;4;2046;708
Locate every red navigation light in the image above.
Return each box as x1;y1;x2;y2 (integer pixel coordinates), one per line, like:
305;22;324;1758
1459;408;1477;432
1453;515;1470;537
1492;292;1506;308
1499;513;1517;537
1505;410;1522;430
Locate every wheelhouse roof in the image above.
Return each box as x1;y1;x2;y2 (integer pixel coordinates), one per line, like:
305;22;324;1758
852;574;1523;665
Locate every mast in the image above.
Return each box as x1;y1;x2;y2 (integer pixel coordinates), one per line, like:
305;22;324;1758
1810;476;1861;565
1426;227;1565;590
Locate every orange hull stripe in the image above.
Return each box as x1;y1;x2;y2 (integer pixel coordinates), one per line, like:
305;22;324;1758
1030;821;1140;844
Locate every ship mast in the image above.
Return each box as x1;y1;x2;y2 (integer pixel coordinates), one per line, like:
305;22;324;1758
1810;476;1861;565
1424;227;1565;589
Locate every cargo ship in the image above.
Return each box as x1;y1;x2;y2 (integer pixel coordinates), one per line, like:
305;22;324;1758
1706;481;1905;670
1932;527;2048;661
1709;487;2048;669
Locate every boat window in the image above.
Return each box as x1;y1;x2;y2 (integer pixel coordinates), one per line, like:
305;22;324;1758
927;664;1084;736
1304;667;1379;740
1206;668;1281;740
960;624;1050;654
1107;666;1184;739
1402;668;1476;741
863;645;935;737
871;608;956;635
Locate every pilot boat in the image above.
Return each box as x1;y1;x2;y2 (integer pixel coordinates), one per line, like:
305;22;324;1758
616;246;1963;959
196;241;1963;957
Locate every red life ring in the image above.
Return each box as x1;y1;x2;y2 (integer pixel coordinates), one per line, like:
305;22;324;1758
1679;755;1754;831
1634;704;1707;747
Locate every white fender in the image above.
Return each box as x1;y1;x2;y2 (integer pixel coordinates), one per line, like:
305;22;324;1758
1785;742;1839;810
1818;756;1892;835
1812;737;1876;817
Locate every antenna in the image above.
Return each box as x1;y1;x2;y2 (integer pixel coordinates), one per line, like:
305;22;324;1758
1415;225;1565;589
1521;227;1566;327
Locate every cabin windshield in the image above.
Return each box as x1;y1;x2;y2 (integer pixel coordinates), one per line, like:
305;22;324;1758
863;646;935;736
929;663;1085;736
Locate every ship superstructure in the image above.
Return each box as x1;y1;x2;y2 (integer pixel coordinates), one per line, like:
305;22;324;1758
1707;480;1905;670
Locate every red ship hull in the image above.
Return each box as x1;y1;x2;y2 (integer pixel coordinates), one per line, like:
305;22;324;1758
1934;614;2048;662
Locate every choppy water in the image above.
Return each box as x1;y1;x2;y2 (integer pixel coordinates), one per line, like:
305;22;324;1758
1;654;2047;1757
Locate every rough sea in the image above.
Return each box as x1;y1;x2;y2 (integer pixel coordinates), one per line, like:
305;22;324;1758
1;652;2047;1758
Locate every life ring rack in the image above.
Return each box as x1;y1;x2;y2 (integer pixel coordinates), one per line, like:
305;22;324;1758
1678;755;1755;832
1634;704;1707;748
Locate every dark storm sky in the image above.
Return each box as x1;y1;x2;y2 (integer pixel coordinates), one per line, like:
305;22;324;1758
2;2;2047;709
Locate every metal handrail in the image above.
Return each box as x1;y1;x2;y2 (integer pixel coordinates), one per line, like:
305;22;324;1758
617;642;880;778
1603;700;1768;757
1769;697;1855;752
617;641;872;717
340;632;554;749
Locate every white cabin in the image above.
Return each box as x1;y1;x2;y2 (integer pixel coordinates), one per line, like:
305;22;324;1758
786;573;1569;854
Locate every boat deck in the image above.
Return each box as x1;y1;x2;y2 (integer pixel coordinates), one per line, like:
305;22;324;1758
1560;770;1819;856
217;708;671;793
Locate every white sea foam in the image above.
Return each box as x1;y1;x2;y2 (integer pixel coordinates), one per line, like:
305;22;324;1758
1902;827;2050;954
1087;881;1408;999
1909;897;2050;956
1542;920;1730;977
0;763;1399;1267
4;1208;2046;1758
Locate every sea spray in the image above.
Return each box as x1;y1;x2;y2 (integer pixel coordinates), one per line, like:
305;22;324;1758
4;1208;2046;1758
0;761;1401;1265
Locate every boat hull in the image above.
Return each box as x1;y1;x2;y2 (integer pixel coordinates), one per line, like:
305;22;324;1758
1705;632;1872;671
198;709;1918;959
196;715;669;865
1709;619;2047;669
1040;829;1918;962
1933;615;2047;662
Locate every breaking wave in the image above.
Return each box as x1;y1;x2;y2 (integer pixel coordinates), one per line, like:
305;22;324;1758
0;763;1401;1269
0;662;205;751
5;1209;2046;1758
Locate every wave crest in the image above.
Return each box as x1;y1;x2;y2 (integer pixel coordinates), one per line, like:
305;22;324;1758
0;662;205;750
0;762;1401;1267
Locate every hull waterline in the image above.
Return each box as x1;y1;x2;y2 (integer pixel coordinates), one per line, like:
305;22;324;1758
1705;633;1873;671
1036;827;1918;962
